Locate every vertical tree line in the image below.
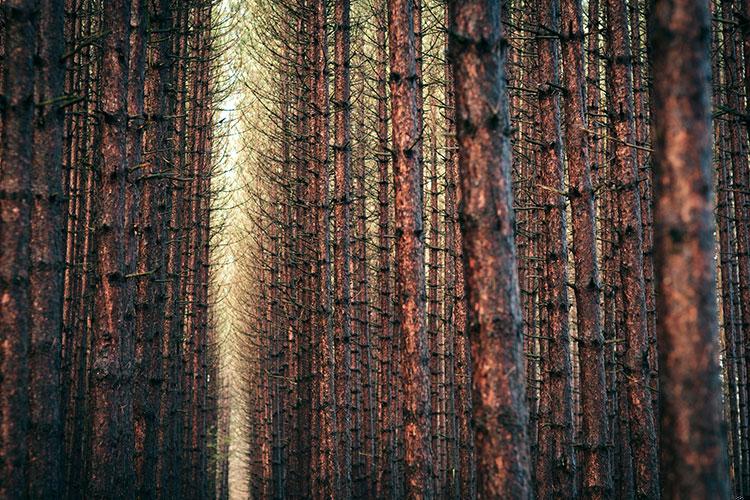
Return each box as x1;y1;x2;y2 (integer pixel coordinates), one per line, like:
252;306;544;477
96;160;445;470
236;0;739;497
0;0;226;498
0;0;745;498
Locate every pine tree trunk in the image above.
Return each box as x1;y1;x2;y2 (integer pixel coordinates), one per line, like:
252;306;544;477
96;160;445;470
649;0;730;495
333;0;353;494
136;0;172;496
534;0;576;495
88;0;136;495
0;1;37;495
28;0;66;496
559;0;611;495
449;0;532;496
375;0;396;493
388;0;434;496
604;0;659;495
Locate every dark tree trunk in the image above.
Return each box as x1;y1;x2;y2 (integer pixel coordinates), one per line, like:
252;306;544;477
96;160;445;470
559;0;611;495
442;21;462;493
333;0;353;495
87;0;136;496
136;0;172;497
309;0;336;496
604;0;659;495
0;1;37;496
448;0;532;496
649;0;730;496
533;0;576;496
427;117;443;493
28;0;66;496
375;0;396;493
125;0;148;494
162;4;190;494
443;5;475;496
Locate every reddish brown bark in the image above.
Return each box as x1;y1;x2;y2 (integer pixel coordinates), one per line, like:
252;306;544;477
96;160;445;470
126;0;148;494
449;0;532;496
28;0;66;496
162;4;190;494
649;0;730;496
135;0;172;496
87;0;136;496
310;0;337;496
559;0;611;495
388;0;434;496
375;0;396;493
533;0;576;496
604;0;659;495
444;7;475;494
0;1;37;496
442;32;462;495
353;90;375;496
427;116;444;493
333;0;353;495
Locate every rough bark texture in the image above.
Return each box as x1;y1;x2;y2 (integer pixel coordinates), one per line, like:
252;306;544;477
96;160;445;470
310;0;337;496
333;0;353;495
605;0;659;496
649;0;730;496
533;0;576;496
87;1;136;496
449;1;532;497
559;0;611;496
28;0;66;496
388;0;434;496
136;0;172;496
0;1;36;496
375;0;396;495
444;7;475;495
126;0;148;494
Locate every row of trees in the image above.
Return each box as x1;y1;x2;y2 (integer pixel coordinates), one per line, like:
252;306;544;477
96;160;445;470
233;0;739;497
0;1;227;498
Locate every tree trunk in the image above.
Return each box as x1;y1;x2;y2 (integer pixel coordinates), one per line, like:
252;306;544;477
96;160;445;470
28;0;66;496
533;0;576;495
604;0;659;495
449;0;532;496
388;0;434;496
136;0;172;496
559;0;611;495
427;115;443;493
87;0;136;496
649;0;730;496
444;5;475;495
375;0;396;493
0;1;37;495
333;0;353;495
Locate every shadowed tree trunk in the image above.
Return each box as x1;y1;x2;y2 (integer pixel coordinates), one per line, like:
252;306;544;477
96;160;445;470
533;0;576;495
559;0;611;495
375;0;396;493
604;0;659;495
448;0;532;496
444;7;475;493
310;0;337;496
136;0;172;496
28;0;66;496
0;1;37;496
126;0;148;493
87;0;136;496
649;0;730;496
333;0;353;495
